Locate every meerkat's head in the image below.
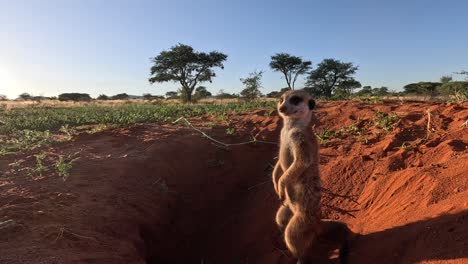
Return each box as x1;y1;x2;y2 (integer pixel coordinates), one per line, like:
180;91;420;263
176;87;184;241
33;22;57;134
277;90;315;121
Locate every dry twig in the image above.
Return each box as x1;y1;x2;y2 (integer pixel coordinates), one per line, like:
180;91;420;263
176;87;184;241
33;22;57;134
173;117;277;148
247;180;270;191
426;109;433;134
53;226;98;243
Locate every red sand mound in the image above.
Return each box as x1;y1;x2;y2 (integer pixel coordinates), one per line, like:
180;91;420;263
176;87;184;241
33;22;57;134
0;100;467;264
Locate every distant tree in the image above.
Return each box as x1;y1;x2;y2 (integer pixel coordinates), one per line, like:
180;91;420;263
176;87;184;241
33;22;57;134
440;75;453;84
32;96;46;102
142;93;164;100
97;94;109;100
149;43;227;102
336;79;362;97
438;81;468;101
165;91;179;99
58;93;92;102
0;95;7;101
270;53;312;90
193;86;212;100
142;93;153;100
111;93;130;100
18;92;33;100
403;82;441;96
216;89;238;99
266;87;290;98
355;86;373;96
373;86;389;96
240;71;263;101
454;70;468;80
305;59;359;98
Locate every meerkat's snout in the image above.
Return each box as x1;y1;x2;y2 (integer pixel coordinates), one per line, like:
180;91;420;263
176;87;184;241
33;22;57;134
279;105;288;113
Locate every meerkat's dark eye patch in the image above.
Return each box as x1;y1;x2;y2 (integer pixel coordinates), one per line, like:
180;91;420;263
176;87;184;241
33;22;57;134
289;96;303;105
308;99;315;110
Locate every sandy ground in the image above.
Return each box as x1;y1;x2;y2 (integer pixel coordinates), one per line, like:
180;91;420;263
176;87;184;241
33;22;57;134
0;100;467;264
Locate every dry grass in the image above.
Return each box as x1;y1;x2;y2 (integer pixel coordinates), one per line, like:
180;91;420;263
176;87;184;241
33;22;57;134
0;98;277;109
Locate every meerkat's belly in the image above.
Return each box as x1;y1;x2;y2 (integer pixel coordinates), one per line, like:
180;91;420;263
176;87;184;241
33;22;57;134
279;145;294;170
285;172;321;211
285;182;303;202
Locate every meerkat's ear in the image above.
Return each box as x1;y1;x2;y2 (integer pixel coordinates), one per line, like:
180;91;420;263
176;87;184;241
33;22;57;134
308;99;315;110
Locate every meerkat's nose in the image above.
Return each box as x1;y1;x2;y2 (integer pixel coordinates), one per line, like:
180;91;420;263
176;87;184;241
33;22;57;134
279;105;287;113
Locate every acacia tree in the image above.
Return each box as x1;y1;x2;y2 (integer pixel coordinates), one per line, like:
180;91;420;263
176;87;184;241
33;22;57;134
18;93;33;100
149;44;227;102
193;86;212;100
305;59;358;98
438;81;468;101
440;75;453;84
165;91;179;99
455;70;468;79
240;71;263;101
336;79;362;97
403;82;441;96
270;53;312;90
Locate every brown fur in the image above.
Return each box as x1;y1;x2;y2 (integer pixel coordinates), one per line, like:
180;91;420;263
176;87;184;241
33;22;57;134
273;90;348;263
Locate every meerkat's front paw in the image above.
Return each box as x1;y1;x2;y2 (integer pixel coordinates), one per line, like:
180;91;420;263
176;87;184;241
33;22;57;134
277;178;290;200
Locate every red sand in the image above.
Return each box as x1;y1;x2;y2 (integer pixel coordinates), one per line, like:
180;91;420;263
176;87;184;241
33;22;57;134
0;100;467;264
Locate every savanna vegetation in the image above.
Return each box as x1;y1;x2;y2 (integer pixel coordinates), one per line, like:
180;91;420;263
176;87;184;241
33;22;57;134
1;43;466;160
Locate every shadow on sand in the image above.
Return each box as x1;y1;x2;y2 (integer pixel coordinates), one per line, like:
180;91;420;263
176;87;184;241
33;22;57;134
348;210;468;264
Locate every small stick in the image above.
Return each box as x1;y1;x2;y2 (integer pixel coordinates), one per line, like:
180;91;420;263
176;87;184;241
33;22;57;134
462;119;468;128
64;228;99;242
273;246;290;258
53;226;64;243
322;204;359;218
321;188;359;204
426;109;432;133
173;117;277;148
152;177;162;185
247;180;270;191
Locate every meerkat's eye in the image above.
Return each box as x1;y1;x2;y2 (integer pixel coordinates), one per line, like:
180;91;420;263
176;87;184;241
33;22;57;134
289;96;303;105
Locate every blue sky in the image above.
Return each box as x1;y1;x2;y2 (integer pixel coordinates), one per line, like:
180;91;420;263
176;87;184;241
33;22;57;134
0;0;467;99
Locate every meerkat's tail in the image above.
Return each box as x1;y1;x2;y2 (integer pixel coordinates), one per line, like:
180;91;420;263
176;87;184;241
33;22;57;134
284;214;320;261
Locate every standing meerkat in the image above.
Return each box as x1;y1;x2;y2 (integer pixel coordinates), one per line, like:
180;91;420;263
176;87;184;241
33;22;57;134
272;90;348;264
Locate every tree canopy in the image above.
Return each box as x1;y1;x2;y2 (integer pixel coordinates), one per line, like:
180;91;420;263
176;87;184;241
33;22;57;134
58;93;91;102
111;93;130;100
97;94;109;100
305;59;358;98
216;89;239;99
336;79;362;97
193;86;212;100
240;71;263;101
149;43;227;102
270;53;312;90
403;82;441;96
18;93;33;100
266;87;290;98
455;70;468;80
440;75;453;84
438;81;468;101
165;91;179;99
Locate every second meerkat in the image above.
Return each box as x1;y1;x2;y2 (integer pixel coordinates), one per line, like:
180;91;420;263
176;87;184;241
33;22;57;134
272;90;322;263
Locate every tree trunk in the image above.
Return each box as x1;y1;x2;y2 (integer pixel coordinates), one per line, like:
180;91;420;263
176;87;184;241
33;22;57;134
283;72;292;90
180;85;193;103
325;87;333;98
